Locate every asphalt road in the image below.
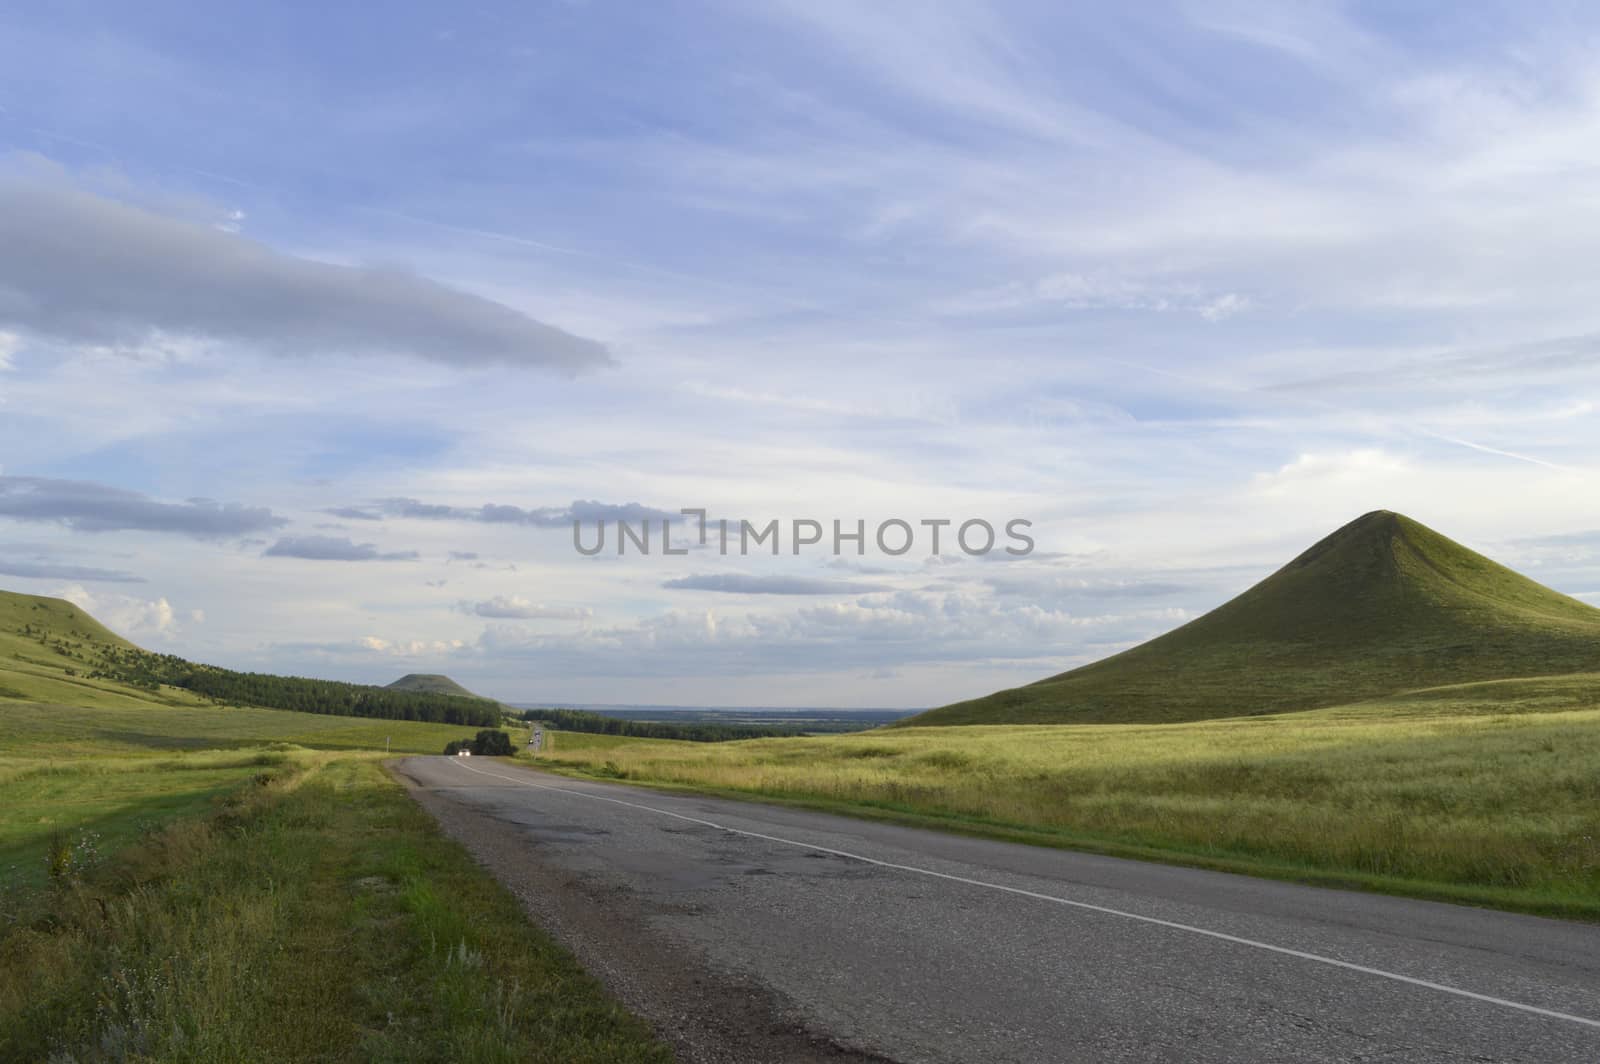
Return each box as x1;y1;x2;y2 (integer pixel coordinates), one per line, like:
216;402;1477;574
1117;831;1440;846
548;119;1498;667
398;756;1600;1063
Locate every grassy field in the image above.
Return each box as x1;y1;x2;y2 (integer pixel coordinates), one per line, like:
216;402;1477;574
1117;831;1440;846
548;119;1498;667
0;680;674;1060
538;673;1600;917
0;693;546;885
0;754;670;1062
0;748;287;892
3;563;1598;1061
0;588;667;1060
918;511;1600;725
0;700;532;892
0;698;530;761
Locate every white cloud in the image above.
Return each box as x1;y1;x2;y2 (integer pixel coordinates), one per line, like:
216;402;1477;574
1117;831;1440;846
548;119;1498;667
1199;293;1250;322
461;595;592;620
356;635;467;657
56;585;187;640
11;5;1600;709
1251;450;1412;496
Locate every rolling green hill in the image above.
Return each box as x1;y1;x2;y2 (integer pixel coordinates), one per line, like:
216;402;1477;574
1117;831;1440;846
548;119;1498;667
0;588;499;726
912;510;1600;726
0;588;210;709
386;672;484;699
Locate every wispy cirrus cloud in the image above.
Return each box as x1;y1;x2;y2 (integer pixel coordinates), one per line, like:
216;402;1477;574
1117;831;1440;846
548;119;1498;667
10;2;1600;711
938;272;1251;321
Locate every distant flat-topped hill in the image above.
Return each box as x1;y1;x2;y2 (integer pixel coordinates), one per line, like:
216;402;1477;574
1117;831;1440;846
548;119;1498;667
910;511;1600;726
386;673;486;700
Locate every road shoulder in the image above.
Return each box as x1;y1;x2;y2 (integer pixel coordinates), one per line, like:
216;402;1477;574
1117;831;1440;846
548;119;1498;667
393;757;898;1064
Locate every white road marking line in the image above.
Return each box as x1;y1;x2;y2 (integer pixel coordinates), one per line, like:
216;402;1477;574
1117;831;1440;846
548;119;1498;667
445;758;1600;1031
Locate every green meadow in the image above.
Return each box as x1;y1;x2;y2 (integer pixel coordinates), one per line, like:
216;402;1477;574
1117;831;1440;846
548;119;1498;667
0;753;669;1063
0;748;278;892
0;710;670;1062
539;674;1600;917
7;501;1600;1058
0;699;533;892
0;697;530;761
0;591;666;1062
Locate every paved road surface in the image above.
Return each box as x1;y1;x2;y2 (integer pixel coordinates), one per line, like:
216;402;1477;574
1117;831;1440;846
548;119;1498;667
397;756;1600;1063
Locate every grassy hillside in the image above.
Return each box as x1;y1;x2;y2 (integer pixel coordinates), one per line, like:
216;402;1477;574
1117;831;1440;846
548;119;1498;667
536;673;1600;916
0;588;213;710
914;510;1600;726
0;588;500;726
387;672;485;698
0;588;132;649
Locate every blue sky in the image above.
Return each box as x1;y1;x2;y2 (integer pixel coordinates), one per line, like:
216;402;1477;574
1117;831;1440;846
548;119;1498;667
3;1;1600;707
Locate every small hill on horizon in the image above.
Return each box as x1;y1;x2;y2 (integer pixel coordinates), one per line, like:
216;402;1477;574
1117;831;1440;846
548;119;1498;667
910;510;1600;727
386;673;487;700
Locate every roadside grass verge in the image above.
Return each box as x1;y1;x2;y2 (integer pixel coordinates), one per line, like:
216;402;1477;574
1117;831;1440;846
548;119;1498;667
533;682;1600;919
0;754;670;1063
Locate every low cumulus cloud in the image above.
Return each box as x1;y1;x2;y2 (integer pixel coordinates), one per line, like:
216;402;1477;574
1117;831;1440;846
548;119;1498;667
262;535;419;561
662;573;892;595
338;497;676;528
0;476;285;538
358;636;466;656
57;584;195;639
461;595;592;620
473;590;1195;677
0;161;610;371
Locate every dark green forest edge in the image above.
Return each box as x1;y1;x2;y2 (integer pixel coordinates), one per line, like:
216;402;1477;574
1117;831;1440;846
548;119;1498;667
516;707;805;742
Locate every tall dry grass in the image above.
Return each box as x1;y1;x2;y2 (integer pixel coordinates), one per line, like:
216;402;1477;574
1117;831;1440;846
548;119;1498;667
541;694;1600;912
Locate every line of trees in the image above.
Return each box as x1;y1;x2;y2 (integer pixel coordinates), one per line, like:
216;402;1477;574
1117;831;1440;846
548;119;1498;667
444;729;514;756
88;646;502;727
522;707;802;742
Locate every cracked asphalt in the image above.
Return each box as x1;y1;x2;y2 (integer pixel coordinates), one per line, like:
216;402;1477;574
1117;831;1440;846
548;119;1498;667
396;756;1600;1064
